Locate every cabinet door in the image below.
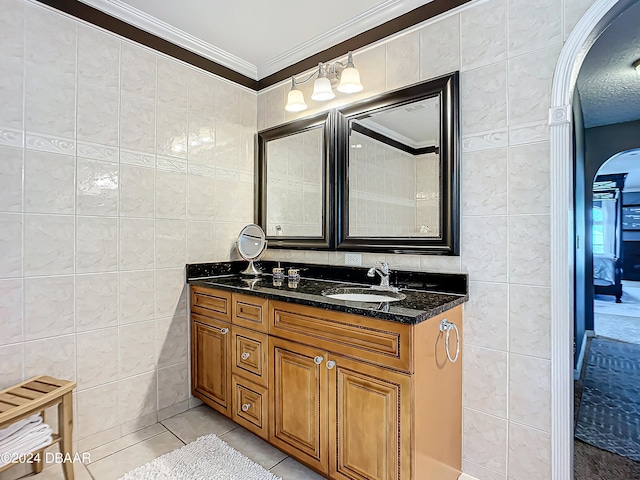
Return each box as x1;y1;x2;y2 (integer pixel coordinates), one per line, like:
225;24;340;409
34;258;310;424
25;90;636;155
269;336;328;474
191;319;232;417
328;354;411;480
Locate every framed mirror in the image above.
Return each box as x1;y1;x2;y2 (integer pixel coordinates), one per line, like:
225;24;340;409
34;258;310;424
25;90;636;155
256;111;333;249
336;73;460;255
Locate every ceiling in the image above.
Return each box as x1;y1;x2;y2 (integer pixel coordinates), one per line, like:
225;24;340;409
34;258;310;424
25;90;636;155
598;149;640;192
79;0;432;80
576;0;640;128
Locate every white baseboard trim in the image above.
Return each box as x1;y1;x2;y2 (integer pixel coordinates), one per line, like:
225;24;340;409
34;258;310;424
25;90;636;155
574;330;594;380
458;474;480;480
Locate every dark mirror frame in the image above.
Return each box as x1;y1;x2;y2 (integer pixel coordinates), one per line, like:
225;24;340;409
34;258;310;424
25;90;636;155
255;111;334;249
335;72;460;255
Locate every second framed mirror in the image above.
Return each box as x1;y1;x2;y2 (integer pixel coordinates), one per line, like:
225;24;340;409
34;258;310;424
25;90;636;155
256;111;334;249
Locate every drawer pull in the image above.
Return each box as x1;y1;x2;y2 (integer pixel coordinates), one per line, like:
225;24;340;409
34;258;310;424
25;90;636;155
241;403;251;412
241;352;251;360
219;327;229;335
326;360;336;370
313;356;324;365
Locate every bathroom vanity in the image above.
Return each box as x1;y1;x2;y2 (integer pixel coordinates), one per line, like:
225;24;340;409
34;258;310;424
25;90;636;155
187;262;467;480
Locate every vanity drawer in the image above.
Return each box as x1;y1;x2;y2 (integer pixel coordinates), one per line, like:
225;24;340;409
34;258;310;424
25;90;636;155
232;294;268;332
269;300;412;372
191;286;231;322
232;326;268;387
232;376;268;440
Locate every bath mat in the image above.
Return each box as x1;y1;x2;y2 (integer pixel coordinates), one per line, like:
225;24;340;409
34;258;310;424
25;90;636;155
117;434;282;480
575;336;640;461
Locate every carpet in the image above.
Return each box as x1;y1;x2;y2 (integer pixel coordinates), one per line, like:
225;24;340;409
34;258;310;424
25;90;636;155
118;434;282;480
575;337;640;462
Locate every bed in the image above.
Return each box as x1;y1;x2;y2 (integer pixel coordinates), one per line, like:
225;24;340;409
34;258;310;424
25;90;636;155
594;253;623;302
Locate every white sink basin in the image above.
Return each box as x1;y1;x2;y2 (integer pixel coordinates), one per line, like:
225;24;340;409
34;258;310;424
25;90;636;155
322;287;406;303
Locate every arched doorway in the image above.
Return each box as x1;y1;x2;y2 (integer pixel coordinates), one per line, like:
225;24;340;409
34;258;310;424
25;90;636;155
549;0;639;478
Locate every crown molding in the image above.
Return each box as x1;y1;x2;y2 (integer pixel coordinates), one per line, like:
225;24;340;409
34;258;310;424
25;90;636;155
257;0;430;79
78;0;258;79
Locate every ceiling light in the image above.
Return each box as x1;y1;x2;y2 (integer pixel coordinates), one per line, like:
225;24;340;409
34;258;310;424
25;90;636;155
285;52;363;111
634;59;640;76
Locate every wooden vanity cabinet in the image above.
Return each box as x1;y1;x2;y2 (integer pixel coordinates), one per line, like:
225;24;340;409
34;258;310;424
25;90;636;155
190;285;463;480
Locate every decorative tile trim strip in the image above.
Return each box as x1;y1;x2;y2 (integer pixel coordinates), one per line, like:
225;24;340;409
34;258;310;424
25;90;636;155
77;141;119;163
509;122;550;146
26;132;75;155
157;155;187;173
120;148;155;167
0;127;24;148
215;167;239;181
462;128;508;152
188;163;217;178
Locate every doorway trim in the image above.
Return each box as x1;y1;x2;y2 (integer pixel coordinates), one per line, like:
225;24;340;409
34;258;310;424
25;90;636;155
550;0;634;478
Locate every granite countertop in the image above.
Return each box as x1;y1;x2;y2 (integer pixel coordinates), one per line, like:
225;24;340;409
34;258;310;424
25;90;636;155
187;262;468;325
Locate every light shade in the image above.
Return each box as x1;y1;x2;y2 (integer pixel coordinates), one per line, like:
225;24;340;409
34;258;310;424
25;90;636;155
311;77;335;101
285;88;307;112
337;66;363;94
634;59;640;76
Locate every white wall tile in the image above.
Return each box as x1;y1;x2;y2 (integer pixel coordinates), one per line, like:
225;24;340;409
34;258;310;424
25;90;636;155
508;142;551;215
24;150;75;214
156;268;187;319
463;408;508;475
509;353;551;431
461;62;507;135
0;213;22;279
386;31;420;91
463;345;508;418
24;214;75;276
156;315;188;368
77;327;119;390
462;148;508;216
0;343;23;390
564;0;598;40
77;82;119;146
462;460;506;480
120;96;156;153
464;282;508;350
157;58;189;112
0;146;23;213
24;334;75;382
119;320;156;378
420;14;461;80
156;170;186;219
507;0;562;57
119;371;157;424
76;216;118;273
186;221;216;263
157;362;189;410
508;423;551;480
120;164;155;218
509;285;551;359
78;25;120;91
461;216;508;282
119;270;155;325
155;219;187;268
119;218;154;270
0;0;25;130
24;276;74;340
76;157;119;216
120;43;156;103
76;273;118;332
509;215;551;286
0;279;23;345
157;107;188;159
77;383;120;439
461;0;506;71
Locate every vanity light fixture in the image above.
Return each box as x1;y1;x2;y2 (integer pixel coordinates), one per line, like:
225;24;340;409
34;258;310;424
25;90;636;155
634;59;640;76
285;51;363;112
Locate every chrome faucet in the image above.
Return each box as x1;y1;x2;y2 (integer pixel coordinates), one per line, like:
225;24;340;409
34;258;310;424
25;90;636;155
367;261;397;292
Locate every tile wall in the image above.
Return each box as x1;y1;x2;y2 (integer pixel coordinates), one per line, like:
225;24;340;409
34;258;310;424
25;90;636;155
258;0;598;478
0;0;256;459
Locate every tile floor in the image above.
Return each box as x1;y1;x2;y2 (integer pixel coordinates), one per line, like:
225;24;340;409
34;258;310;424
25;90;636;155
11;405;325;480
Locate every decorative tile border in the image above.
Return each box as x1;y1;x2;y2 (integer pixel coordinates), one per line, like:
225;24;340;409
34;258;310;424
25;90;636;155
120;148;155;167
77;141;119;163
188;163;217;178
0;127;24;148
157;155;187;173
509;122;550;146
462;128;508;152
26;132;75;155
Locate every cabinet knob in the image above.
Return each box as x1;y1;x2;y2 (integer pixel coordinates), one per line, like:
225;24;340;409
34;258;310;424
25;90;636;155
220;327;229;335
326;360;336;370
313;355;324;365
241;352;250;360
241;403;251;412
